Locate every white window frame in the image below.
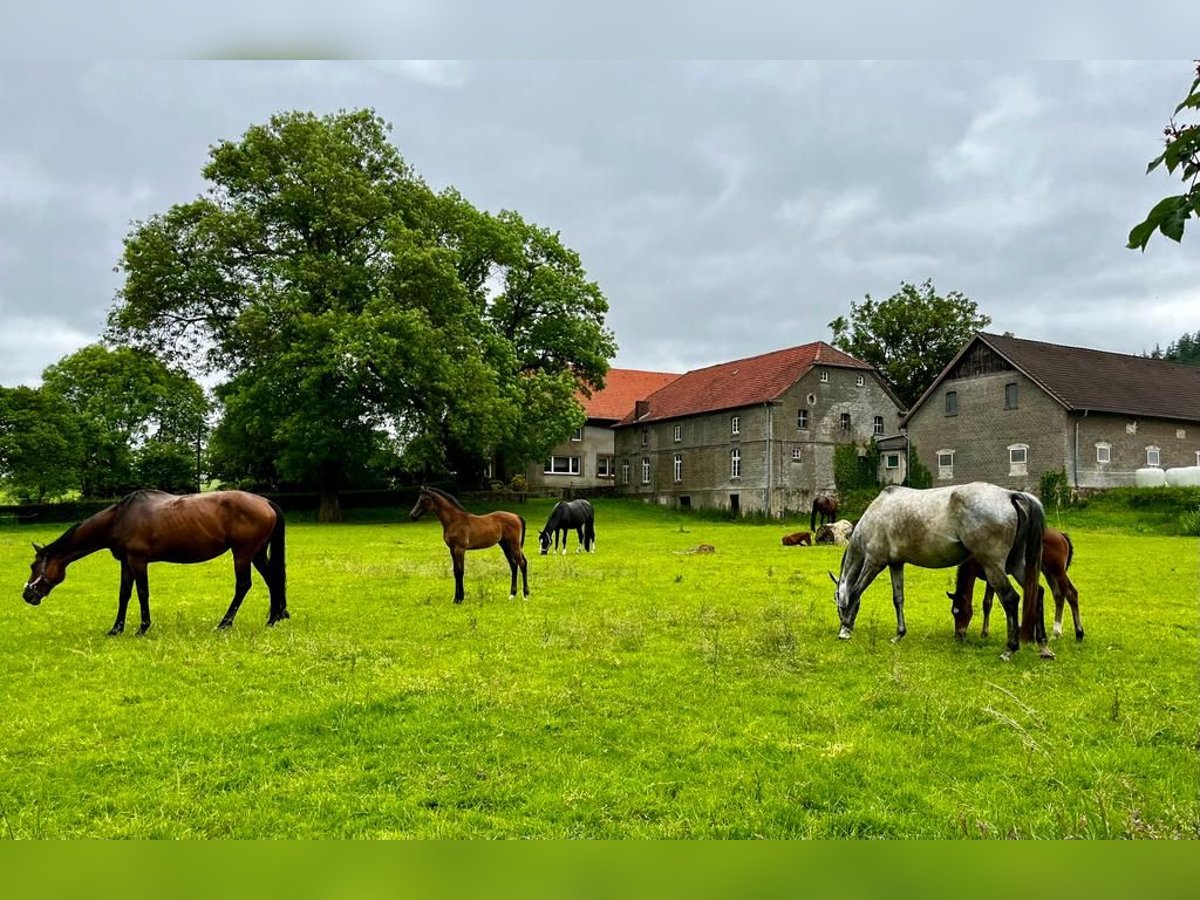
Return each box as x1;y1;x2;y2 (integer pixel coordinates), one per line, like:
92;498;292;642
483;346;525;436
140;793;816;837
840;412;851;432
597;455;614;478
730;447;741;479
641;428;649;446
1095;443;1111;464
872;415;884;436
797;409;808;430
621;461;630;484
731;415;740;436
673;453;682;482
1146;446;1161;467
819;370;829;383
544;456;581;476
570;427;583;442
937;449;955;480
1196;450;1200;466
1008;444;1028;476
791;446;803;461
856;374;864;387
673;424;681;443
885;453;900;470
641;457;651;484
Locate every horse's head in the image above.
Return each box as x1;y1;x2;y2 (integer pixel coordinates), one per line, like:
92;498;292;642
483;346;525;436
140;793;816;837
947;588;973;638
829;547;859;639
23;543;64;606
409;488;431;521
538;530;551;555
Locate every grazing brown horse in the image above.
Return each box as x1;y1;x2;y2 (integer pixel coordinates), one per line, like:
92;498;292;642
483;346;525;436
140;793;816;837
811;494;838;531
949;527;1083;642
409;486;529;603
22;489;287;634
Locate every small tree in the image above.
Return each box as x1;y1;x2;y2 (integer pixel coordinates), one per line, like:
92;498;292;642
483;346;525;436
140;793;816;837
1128;62;1200;251
829;280;991;409
905;441;933;489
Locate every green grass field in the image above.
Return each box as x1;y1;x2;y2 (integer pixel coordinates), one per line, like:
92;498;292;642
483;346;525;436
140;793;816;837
1;498;1196;838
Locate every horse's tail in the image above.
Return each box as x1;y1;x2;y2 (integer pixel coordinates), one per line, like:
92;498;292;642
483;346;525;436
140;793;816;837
1012;493;1044;644
267;500;287;615
810;498;818;532
585;510;596;550
1061;531;1074;571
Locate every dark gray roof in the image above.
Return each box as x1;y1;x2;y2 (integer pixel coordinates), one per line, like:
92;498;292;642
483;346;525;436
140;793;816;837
969;332;1200;422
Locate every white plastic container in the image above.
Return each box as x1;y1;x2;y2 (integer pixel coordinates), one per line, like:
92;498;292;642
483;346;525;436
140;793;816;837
1135;467;1167;488
1164;466;1200;487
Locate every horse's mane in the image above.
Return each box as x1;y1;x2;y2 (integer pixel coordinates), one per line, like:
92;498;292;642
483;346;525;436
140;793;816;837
424;486;466;512
44;523;82;555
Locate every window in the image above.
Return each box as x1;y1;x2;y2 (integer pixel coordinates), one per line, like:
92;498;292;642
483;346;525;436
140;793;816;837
731;415;740;436
840;413;851;432
856;374;865;387
797;409;809;429
679;496;691;509
791;446;803;461
570;427;583;442
544;456;581;475
945;391;958;416
820;370;829;383
673;453;682;482
597;455;614;478
1196;450;1200;466
640;428;649;446
937;450;954;480
1095;444;1110;464
730;447;741;478
1146;446;1161;467
1004;383;1019;409
873;415;884;436
641;457;651;484
621;461;630;484
673;424;681;443
885;453;900;470
1009;444;1028;476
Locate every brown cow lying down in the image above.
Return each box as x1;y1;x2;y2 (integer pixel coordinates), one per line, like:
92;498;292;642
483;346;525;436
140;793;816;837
814;520;855;546
781;531;812;546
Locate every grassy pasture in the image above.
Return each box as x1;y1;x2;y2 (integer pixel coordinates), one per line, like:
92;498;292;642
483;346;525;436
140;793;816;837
0;498;1196;838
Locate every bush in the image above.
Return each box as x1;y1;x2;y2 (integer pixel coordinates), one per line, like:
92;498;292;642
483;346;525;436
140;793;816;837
1039;468;1073;510
834;441;877;493
906;441;933;489
1178;508;1200;536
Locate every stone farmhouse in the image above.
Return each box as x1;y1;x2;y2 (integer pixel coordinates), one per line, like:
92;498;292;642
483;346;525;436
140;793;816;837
524;368;680;491
902;332;1200;491
612;342;904;516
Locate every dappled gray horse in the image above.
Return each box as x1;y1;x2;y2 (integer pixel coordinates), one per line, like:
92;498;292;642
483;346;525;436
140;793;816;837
830;482;1050;660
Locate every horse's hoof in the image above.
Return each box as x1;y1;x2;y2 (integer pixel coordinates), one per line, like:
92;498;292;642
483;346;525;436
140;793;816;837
215;620;233;630
107;627;123;637
837;626;853;640
1000;650;1013;661
1039;645;1056;660
890;633;905;644
1076;631;1084;642
137;626;151;636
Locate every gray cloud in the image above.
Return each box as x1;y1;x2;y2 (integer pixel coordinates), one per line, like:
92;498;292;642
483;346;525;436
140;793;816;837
0;60;1197;388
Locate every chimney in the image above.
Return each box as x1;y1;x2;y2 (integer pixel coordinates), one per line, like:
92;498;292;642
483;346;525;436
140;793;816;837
635;400;650;419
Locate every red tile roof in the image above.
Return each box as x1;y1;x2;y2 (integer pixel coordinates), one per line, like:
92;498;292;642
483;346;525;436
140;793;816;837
617;342;873;425
582;368;681;422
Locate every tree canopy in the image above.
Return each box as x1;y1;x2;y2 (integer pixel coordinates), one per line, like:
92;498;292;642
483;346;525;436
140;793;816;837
0;386;83;503
108;109;616;520
1128;62;1200;251
41;344;208;497
828;279;991;409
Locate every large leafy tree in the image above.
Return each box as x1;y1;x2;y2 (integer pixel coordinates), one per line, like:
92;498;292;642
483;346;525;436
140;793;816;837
40;344;209;496
0;387;83;503
1128;62;1200;251
108;109;614;521
829;279;991;409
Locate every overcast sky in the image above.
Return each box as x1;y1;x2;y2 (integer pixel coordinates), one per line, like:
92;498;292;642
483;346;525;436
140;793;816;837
1;60;1197;387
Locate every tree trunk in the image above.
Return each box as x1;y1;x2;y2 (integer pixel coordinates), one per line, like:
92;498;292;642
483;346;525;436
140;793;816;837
317;468;343;523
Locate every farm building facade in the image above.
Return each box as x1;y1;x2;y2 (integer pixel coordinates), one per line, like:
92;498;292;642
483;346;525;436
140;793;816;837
523;368;680;491
902;332;1200;491
612;342;903;516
